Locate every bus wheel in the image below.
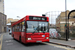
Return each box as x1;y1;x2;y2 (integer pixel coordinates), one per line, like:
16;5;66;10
19;36;21;42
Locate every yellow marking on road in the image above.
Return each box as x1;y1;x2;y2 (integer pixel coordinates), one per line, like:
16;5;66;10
0;34;4;50
0;38;1;40
0;45;1;50
43;42;75;50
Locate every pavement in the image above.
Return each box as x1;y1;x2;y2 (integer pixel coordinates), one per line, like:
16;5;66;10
49;39;75;49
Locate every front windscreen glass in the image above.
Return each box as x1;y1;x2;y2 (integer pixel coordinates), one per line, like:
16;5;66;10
26;21;49;33
39;22;48;32
26;21;38;33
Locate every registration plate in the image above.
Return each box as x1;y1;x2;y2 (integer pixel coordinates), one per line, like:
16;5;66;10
36;41;42;42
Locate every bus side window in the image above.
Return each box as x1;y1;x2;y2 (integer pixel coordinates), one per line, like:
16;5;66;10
22;21;25;32
19;23;22;32
26;22;28;28
12;26;14;31
14;25;16;32
17;24;20;31
15;25;17;32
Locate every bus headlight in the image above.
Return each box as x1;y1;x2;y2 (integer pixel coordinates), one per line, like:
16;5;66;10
46;37;49;39
27;38;31;40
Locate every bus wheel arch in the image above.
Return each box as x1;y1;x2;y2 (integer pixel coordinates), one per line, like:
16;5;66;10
19;36;21;42
13;34;14;37
13;34;15;39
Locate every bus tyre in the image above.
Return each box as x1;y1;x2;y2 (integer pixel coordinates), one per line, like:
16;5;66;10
19;36;21;42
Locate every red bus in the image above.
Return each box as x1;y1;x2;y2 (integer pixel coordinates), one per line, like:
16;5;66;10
12;15;49;44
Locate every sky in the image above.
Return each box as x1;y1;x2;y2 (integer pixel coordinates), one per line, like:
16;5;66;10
4;0;75;24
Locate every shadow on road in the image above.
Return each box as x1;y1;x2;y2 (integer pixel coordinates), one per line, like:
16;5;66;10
14;39;47;47
24;43;47;47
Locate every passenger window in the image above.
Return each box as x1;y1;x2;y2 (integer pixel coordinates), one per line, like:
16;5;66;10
22;21;25;32
12;26;15;31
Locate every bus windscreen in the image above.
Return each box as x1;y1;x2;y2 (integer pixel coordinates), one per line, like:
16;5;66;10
26;21;49;33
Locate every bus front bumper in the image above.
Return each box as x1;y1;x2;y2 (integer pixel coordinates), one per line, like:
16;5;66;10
26;39;49;43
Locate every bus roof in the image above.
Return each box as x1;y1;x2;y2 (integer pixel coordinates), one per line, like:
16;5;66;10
12;15;49;26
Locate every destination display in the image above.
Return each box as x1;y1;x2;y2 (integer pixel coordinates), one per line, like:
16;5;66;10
29;16;47;20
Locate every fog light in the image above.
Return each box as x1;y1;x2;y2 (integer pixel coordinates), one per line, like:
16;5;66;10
28;38;31;40
46;37;49;39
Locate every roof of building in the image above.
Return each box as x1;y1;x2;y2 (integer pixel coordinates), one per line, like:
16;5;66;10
0;12;6;16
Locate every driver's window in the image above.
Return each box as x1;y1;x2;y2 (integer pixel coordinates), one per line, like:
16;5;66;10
39;23;45;32
39;22;48;32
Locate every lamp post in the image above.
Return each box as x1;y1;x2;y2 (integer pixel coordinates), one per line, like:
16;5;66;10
45;12;51;24
68;10;75;40
17;16;20;20
17;16;20;18
65;0;68;41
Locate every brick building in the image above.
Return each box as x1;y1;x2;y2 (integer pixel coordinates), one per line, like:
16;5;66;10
6;18;19;32
0;0;4;13
7;18;19;24
56;10;75;33
0;12;7;33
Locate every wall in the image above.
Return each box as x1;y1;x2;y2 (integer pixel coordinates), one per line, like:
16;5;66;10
0;0;4;13
0;12;6;33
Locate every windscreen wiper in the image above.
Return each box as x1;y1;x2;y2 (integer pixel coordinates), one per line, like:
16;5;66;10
33;31;35;34
43;31;45;33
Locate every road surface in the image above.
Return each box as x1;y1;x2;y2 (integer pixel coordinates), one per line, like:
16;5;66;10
0;33;74;50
